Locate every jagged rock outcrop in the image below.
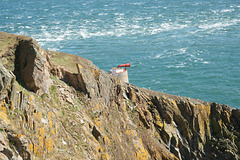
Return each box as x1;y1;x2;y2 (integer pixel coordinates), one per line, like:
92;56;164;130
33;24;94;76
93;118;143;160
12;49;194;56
14;38;52;94
0;31;240;160
0;58;31;159
0;61;14;100
0;32;52;95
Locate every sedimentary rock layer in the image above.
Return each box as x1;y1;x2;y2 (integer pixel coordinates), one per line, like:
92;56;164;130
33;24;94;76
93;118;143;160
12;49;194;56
0;31;239;160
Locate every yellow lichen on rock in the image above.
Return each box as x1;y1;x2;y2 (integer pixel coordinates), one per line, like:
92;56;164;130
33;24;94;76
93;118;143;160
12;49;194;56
39;127;45;137
134;138;149;160
101;153;111;160
125;129;132;136
199;104;211;117
34;145;42;157
29;95;35;105
29;143;34;153
94;69;99;80
16;134;24;138
46;138;54;152
39;136;44;149
36;111;42;122
2;31;240;160
38;126;46;154
0;101;7;114
94;118;102;128
103;136;111;146
95;145;103;159
67;134;71;140
131;90;136;102
0;111;10;124
152;109;163;128
196;104;211;143
162;152;179;160
122;100;127;111
10;101;14;110
96;145;103;152
77;64;84;76
48;112;55;135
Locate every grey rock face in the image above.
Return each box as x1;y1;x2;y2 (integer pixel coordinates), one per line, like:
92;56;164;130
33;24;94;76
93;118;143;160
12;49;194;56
0;60;14;100
14;39;52;95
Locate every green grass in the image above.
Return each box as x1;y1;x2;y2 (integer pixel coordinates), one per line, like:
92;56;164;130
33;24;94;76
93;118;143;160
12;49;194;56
48;84;61;108
0;36;17;71
49;51;78;73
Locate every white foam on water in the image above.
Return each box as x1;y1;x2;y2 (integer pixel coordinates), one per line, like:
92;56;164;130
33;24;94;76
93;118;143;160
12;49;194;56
149;23;188;35
133;17;144;21
79;29;90;39
154;52;173;59
9;0;238;53
114;13;125;16
99;12;108;16
155;81;161;84
131;25;141;29
221;9;235;13
13;15;24;20
144;16;154;21
154;54;163;59
201;61;210;64
154;48;189;62
35;30;71;43
199;19;239;30
167;62;187;68
68;21;188;39
92;31;116;37
178;48;187;54
131;2;144;6
11;12;192;41
194;19;240;34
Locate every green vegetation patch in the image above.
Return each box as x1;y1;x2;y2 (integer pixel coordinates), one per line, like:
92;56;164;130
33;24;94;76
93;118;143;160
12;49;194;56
0;33;19;71
49;51;79;74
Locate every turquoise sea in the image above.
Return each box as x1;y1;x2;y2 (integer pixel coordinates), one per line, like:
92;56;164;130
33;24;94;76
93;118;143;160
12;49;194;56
1;0;239;107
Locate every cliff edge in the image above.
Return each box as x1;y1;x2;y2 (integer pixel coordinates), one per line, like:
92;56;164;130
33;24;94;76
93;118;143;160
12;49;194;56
0;31;240;160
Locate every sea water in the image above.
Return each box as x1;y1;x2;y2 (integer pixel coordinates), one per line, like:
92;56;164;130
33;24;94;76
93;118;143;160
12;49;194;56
0;0;239;108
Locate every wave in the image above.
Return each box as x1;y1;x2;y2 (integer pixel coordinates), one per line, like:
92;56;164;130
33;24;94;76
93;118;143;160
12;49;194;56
199;19;240;30
152;48;210;69
8;1;239;47
186;18;240;35
230;5;240;8
40;21;189;39
211;8;235;13
167;63;187;68
149;23;188;35
154;48;188;59
130;2;144;6
221;9;235;13
13;14;239;47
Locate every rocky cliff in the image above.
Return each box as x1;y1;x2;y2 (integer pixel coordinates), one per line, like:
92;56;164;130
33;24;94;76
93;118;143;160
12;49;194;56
0;31;239;160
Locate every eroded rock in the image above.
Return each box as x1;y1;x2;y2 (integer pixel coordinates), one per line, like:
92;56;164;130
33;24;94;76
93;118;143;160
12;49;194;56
14;38;52;95
1;31;240;160
0;60;14;100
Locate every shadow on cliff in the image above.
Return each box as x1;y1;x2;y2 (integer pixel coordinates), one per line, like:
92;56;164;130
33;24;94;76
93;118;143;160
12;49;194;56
12;38;52;95
13;40;34;91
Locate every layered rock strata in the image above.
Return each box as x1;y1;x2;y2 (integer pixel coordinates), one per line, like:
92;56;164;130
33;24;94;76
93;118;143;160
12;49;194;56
0;31;239;160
